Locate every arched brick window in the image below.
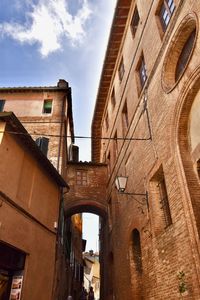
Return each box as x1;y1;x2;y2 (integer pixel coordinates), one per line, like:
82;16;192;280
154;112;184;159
162;14;197;92
175;29;196;81
132;229;142;273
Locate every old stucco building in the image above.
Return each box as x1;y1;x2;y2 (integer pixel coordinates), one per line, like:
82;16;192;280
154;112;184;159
0;112;67;300
0;81;83;299
91;0;200;299
0;79;74;172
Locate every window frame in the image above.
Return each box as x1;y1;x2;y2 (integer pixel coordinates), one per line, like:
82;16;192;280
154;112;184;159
157;0;176;34
118;57;125;82
113;131;118;163
105;112;109;131
122;100;129;136
136;54;147;93
76;170;88;186
175;29;196;82
43;99;53;114
111;88;116;110
35;137;49;156
130;5;140;38
0;100;5;112
150;166;172;236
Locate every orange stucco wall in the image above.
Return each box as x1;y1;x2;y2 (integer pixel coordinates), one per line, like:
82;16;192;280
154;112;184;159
0;125;61;300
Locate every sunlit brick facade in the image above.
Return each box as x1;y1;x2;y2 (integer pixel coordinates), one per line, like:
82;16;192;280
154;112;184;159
92;0;200;299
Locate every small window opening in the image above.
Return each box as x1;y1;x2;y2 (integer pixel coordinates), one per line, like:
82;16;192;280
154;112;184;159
132;229;142;273
43;99;52;114
122;101;129;136
76;170;87;186
118;58;125;82
111;88;116;110
131;6;140;37
157;178;172;227
138;55;147;89
197;159;200;180
0;100;5;112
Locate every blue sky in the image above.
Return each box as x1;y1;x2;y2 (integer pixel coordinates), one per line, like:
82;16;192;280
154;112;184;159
0;0;116;251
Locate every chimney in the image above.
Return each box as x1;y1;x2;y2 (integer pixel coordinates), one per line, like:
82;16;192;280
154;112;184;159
57;79;68;88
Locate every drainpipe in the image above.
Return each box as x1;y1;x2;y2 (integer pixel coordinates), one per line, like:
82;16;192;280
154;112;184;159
57;95;66;172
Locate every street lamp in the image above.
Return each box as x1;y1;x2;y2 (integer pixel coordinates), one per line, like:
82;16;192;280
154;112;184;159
115;175;149;210
115;176;128;193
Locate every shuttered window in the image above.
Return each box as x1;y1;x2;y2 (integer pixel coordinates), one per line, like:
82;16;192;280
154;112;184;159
0;100;5;112
35;137;49;156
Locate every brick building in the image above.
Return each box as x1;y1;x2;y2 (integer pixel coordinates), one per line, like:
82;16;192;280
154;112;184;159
91;0;200;299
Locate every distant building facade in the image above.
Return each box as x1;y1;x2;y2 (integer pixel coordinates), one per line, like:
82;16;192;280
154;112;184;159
83;251;100;300
91;0;200;299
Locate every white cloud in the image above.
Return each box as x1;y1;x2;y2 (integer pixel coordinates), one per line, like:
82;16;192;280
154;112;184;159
0;0;92;57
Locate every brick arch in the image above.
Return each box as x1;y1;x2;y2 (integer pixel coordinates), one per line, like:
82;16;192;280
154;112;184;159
173;65;200;235
162;12;198;93
64;162;108;218
64;199;108;218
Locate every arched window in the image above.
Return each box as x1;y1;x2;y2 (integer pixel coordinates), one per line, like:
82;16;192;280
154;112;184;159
161;14;197;92
132;229;142;273
175;29;196;81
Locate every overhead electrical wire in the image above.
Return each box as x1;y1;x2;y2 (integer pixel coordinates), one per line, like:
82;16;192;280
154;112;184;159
0;129;151;141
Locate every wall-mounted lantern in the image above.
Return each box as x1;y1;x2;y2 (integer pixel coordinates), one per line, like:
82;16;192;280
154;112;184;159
115;175;149;210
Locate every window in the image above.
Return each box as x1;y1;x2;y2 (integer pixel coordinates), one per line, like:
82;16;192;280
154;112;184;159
122;101;129;136
131;6;140;37
113;132;118;162
197;159;200;180
138;55;147;89
105;112;109;131
158;0;175;32
0;100;5;112
175;29;196;81
132;229;142;273
111;88;116;110
158;177;172;227
35;137;49;156
43;99;52;114
118;57;125;82
161;15;196;91
107;152;111;177
150;167;172;235
76;170;87;186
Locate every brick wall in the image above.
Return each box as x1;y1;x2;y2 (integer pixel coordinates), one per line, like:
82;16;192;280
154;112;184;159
93;0;200;299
